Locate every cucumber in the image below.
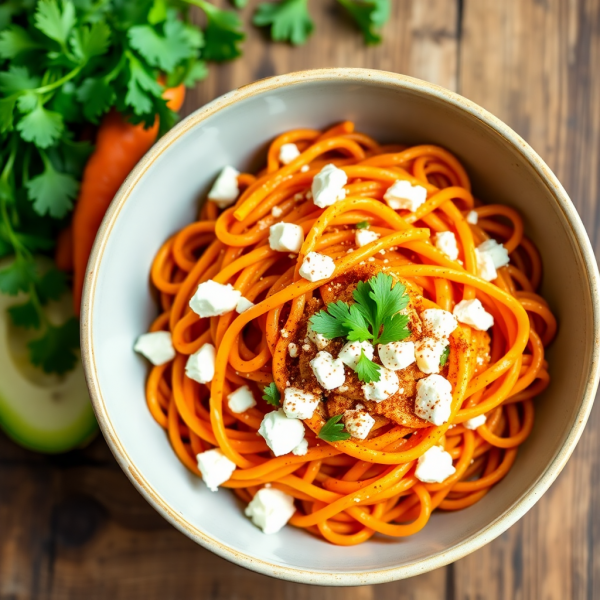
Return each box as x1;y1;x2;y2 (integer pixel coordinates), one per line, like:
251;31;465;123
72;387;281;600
0;258;97;453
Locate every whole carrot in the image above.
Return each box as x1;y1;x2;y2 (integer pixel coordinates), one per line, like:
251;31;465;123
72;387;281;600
71;84;185;313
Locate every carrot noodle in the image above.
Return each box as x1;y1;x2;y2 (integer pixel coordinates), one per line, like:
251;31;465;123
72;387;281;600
142;124;553;545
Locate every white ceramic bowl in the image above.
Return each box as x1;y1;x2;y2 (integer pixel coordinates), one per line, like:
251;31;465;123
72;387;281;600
81;69;600;585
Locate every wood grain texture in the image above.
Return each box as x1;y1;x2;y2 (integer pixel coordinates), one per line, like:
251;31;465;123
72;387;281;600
1;0;599;598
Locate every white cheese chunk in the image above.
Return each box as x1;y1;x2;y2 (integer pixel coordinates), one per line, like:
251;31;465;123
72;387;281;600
478;238;510;269
453;298;494;331
283;387;320;420
279;143;301;164
421;308;458;339
343;406;375;440
434;231;459;261
208;166;240;208
288;342;298;358
466;210;479;224
414;337;448;374
269;222;304;253
415;446;456;483
299;252;335;282
134;331;175;366
309;351;345;390
383;180;427;212
236;296;255;313
227;385;256;414
196;448;236;491
475;247;497;281
362;366;400;402
307;321;330;350
464;414;487;430
258;409;306;457
189;280;241;317
292;438;308;456
311;164;348;208
245;487;296;534
378;340;415;370
338;340;374;370
185;343;216;383
415;374;453;425
355;229;380;247
271;205;283;217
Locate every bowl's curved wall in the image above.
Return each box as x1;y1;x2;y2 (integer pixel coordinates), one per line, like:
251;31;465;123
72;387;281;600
82;70;599;585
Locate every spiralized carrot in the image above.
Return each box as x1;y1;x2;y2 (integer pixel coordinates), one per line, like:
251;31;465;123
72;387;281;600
140;124;554;545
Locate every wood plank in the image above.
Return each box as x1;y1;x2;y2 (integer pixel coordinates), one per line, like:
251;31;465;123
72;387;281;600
456;0;600;598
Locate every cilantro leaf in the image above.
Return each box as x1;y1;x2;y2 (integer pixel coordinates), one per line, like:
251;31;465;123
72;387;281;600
356;220;370;229
0;96;16;134
125;52;163;116
310;300;352;339
378;313;409;345
262;382;281;407
8;300;41;330
28;317;80;375
26;159;79;218
0;66;40;95
16;103;64;148
0;25;41;59
337;0;390;45
232;0;248;7
318;414;350;442
356;349;381;383
344;304;372;342
70;21;111;61
254;0;314;46
76;77;115;122
182;59;208;87
0;258;36;295
37;268;68;303
34;0;76;46
440;345;450;367
194;1;245;61
368;272;408;334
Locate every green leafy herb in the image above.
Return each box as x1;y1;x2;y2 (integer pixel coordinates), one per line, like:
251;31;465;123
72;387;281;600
7;299;40;329
231;0;248;7
318;414;351;442
355;220;370;229
310;272;410;345
254;0;314;46
262;382;281;407
356;349;381;383
440;345;450;367
28;317;80;375
337;0;390;44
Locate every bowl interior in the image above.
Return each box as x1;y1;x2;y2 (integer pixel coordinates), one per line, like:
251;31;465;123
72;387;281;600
84;71;598;584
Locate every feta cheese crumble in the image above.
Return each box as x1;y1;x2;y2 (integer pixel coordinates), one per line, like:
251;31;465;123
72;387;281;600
421;308;458;339
271;206;283;218
282;387;319;420
415;374;453;425
292;438;308;455
378;340;416;370
383;180;428;212
475;247;498;281
464;414;487;430
362;366;400;402
415;446;456;483
307;321;330;350
278;143;301;165
189;280;241;317
311;164;348;208
269;222;304;253
355;229;380;247
299;252;335;282
185;343;216;383
288;342;299;358
208;166;240;209
245;487;296;534
134;331;175;366
343;405;375;440
236;296;255;313
338;340;374;370
227;385;256;414
414;337;448;374
477;238;510;269
434;231;459;261
196;448;236;491
466;210;479;224
258;409;306;457
310;351;345;390
453;298;494;331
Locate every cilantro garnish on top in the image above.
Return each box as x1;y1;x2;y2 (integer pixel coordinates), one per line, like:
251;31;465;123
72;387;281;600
318;414;350;442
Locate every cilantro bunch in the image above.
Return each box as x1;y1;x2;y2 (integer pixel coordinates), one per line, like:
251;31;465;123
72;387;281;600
310;273;410;383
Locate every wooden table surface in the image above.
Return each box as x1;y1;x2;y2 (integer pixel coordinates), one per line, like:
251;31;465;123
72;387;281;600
2;1;600;598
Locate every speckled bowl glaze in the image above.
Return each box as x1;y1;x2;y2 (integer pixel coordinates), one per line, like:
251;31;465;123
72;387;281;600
81;69;600;585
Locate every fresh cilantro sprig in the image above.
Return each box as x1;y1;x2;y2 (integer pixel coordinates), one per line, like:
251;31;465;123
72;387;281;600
337;0;390;44
440;345;450;367
253;0;314;46
262;382;281;407
355;220;370;229
318;414;350;442
356;349;380;383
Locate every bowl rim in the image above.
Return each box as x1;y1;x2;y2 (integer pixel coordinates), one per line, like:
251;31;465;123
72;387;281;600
81;68;600;586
